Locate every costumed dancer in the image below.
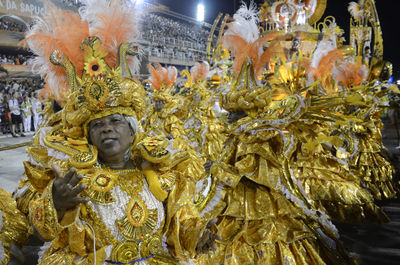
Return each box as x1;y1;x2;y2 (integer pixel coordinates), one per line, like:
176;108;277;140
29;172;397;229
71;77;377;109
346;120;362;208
17;1;220;264
180;61;226;165
344;0;399;201
195;3;357;264
283;25;389;224
142;63;208;183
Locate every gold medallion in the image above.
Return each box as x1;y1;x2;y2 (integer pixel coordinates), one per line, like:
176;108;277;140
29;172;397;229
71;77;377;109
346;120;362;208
85;171;117;203
116;196;158;241
111;242;139;263
126;196;148;227
140;235;162;257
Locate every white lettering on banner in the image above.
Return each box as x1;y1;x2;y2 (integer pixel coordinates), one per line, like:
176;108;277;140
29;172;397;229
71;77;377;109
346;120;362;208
20;3;44;16
6;0;17;10
0;0;45;16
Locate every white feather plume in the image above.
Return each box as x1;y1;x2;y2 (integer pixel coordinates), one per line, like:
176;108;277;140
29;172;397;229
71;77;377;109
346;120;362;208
348;2;363;19
167;66;178;81
224;1;260;43
79;0;141;44
310;37;337;69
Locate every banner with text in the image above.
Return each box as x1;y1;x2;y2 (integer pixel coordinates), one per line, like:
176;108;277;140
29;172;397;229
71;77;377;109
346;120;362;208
0;0;44;17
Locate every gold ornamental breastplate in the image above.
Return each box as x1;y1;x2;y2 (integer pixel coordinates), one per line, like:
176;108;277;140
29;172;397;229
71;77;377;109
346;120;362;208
82;168;168;264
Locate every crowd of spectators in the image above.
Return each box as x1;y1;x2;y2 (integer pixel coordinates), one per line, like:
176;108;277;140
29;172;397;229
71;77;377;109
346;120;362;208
141;13;210;50
2;10;211;62
58;0;83;8
0;79;44;136
1;54;35;66
141;13;212;62
0;20;27;32
149;45;206;62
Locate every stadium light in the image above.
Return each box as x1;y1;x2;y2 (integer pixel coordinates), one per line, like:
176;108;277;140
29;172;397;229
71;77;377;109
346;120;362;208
135;0;144;5
197;3;205;22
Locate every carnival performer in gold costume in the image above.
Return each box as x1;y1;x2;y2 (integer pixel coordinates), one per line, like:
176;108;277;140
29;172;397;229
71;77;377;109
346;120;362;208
14;1;220;264
0;188;29;265
195;0;400;261
194;3;360;264
284;27;391;224
180;62;226;164
143;63;207;183
346;60;398;201
5;0;398;264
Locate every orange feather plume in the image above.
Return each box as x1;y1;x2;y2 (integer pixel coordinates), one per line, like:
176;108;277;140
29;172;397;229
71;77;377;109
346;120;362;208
254;39;285;77
79;0;142;71
333;61;368;88
89;5;139;68
309;49;343;82
145;63;177;91
222;31;283;76
24;4;90;104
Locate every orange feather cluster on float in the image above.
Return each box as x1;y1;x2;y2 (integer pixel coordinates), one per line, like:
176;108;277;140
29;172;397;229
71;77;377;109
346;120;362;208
222;31;284;77
333;60;368;88
309;49;343;85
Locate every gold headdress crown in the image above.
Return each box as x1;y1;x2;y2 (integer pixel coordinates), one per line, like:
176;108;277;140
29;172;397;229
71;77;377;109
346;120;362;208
50;36;146;138
24;1;145;138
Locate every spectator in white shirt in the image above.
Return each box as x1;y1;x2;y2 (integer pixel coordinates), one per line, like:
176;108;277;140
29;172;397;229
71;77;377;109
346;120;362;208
8;91;25;137
31;91;43;131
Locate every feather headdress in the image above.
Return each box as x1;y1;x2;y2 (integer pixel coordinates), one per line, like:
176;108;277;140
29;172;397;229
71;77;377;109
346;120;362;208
25;0;142;104
145;63;178;91
222;1;261;74
222;2;283;76
25;6;90;103
79;0;142;71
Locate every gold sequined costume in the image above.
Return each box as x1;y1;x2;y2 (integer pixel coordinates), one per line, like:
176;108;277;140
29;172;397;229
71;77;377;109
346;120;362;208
20;2;216;264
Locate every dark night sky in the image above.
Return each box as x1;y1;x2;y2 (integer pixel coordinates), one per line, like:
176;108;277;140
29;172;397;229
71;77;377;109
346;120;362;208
158;0;399;78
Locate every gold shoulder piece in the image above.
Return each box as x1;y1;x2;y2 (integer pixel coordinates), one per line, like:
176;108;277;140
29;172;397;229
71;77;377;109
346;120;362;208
44;124;98;168
135;136;170;164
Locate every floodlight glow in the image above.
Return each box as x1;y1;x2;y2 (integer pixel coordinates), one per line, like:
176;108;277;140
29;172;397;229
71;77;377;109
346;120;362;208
397;80;400;85
197;4;205;22
135;0;144;5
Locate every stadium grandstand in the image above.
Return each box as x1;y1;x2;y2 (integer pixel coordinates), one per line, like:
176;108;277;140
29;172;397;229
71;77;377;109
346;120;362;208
0;0;217;135
0;0;216;77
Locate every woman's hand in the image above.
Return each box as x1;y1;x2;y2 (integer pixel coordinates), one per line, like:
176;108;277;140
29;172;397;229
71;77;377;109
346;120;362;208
195;219;221;254
51;165;88;219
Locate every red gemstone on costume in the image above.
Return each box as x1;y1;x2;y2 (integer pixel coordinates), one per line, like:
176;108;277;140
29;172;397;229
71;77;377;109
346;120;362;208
95;174;111;187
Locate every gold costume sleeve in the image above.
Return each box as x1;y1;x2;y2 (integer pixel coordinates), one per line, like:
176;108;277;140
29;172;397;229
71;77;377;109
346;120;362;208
164;174;208;260
0;189;29;265
29;180;79;241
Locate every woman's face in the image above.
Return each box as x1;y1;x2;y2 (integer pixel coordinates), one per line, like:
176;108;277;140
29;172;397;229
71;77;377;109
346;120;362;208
88;114;135;161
